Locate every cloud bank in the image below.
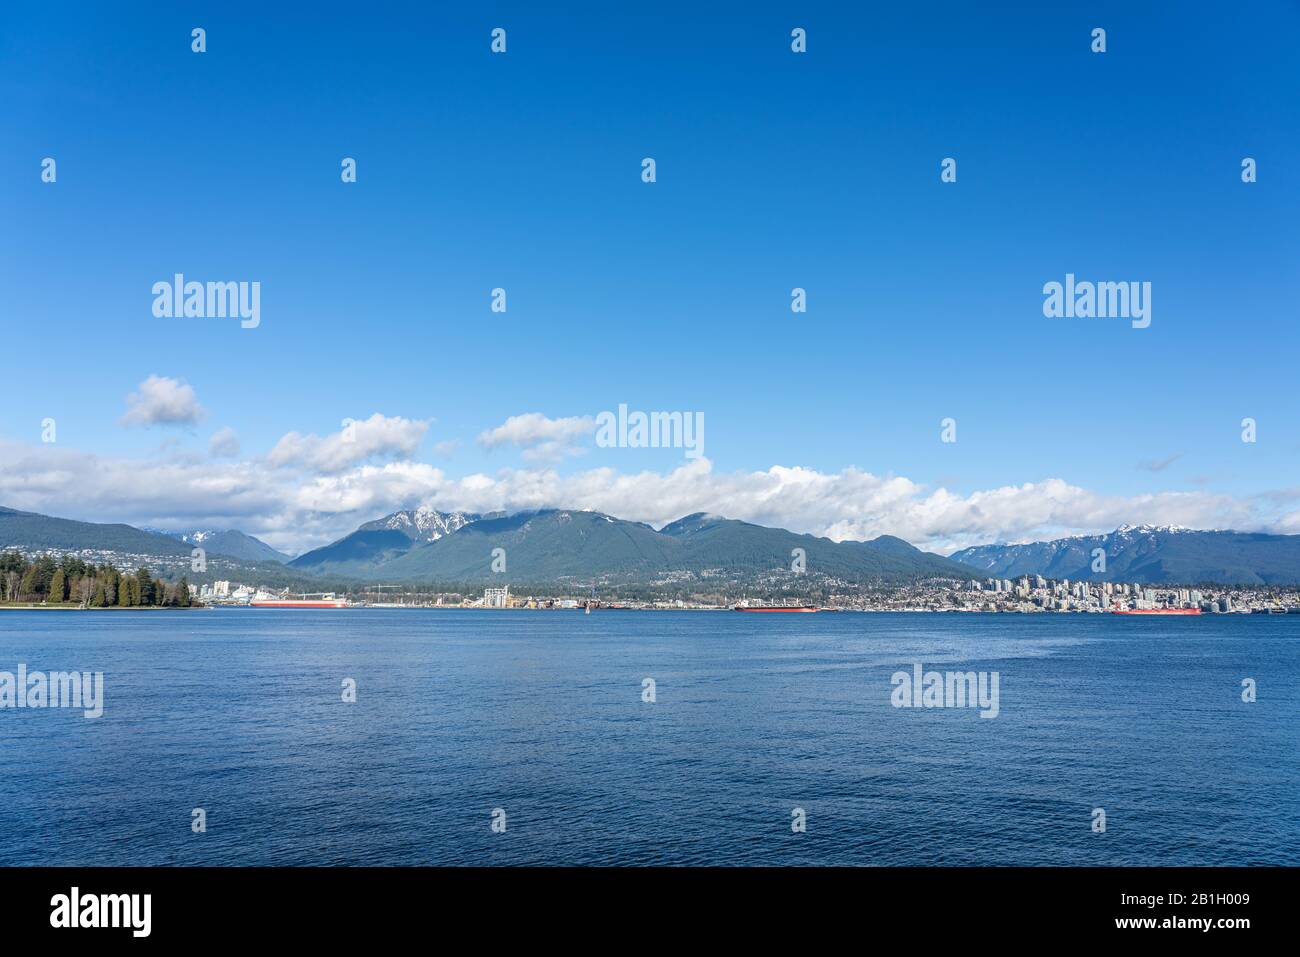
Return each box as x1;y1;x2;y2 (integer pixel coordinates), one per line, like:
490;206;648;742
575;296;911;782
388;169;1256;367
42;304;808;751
0;429;1292;556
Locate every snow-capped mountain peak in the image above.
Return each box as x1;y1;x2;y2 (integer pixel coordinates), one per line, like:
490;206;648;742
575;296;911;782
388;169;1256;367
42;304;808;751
359;507;478;542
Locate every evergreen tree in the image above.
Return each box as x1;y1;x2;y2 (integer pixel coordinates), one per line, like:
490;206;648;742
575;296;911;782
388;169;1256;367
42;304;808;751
136;567;155;606
61;556;88;580
49;568;67;603
34;555;57;593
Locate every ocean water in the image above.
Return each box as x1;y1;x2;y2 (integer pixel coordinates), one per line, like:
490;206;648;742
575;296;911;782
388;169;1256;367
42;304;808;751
0;609;1295;866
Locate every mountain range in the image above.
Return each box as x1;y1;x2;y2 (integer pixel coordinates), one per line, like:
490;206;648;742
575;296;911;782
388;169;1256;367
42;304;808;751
949;524;1300;585
288;507;481;575
2;506;196;558
289;508;972;585
150;528;293;564
6;503;1300;587
0;506;297;583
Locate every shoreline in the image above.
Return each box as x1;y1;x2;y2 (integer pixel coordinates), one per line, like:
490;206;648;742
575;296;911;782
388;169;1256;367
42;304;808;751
0;604;206;611
1;604;1278;615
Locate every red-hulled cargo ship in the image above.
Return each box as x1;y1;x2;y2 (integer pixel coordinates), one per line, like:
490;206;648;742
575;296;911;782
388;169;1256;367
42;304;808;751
250;593;350;609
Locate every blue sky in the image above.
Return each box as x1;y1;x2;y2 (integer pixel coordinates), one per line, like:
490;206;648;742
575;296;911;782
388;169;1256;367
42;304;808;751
1;2;1298;552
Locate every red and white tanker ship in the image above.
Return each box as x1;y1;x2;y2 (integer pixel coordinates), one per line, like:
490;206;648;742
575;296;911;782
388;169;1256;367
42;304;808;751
249;592;351;609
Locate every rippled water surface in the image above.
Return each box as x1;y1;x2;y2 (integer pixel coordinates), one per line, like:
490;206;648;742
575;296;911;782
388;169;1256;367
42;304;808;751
1;609;1295;865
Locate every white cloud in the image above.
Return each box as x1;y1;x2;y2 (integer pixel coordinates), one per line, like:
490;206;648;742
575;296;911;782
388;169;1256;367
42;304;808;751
266;413;430;474
209;426;240;458
120;375;206;427
477;413;595;462
1;437;1291;557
